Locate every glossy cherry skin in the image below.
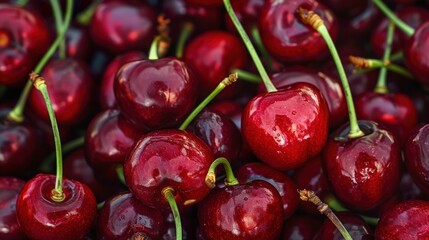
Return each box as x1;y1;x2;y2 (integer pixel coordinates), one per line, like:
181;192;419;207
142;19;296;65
323;120;402;211
124;129;214;209
280;214;322;240
115;57;197;131
85;109;142;183
405;20;429;87
355;92;418;143
0;177;26;240
236;162;299;219
0;4;50;86
314;212;373;240
90;1;157;54
187;109;242;167
183;31;247;100
61;24;92;60
319;0;367;17
404;124;429;194
225;0;264;32
28;58;94;126
242;82;329;170
16;174;97;240
375;200;429;239
198;180;283;240
100;51;145;110
258;0;337;63
209;100;244;130
97;192;165;240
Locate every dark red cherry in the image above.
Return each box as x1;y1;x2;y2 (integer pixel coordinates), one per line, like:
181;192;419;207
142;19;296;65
198;180;284;240
280;214;323;240
115;57;197;131
90;1;157;54
236;162;300;219
405;20;429;88
258;0;337;63
28;58;94;126
85;109;142;183
314;212;374;240
399;170;426;201
61;24;92;60
404;124;429;195
0;4;50;86
0;177;26;240
375;200;429;239
16;174;97;240
319;0;367;17
124;129;214;209
97;192;165;240
184;0;222;7
183;31;247;100
209;100;244;130
323;120;402;211
355;92;418;143
225;0;264;32
242;82;329;170
161;207;198;240
99;51;146;110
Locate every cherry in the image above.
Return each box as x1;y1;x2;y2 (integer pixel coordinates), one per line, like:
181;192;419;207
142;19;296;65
236;162;300;219
258;0;338;63
99;50;146;110
319;0;368;17
224;0;264;33
161;207;198;240
280;214;323;240
16;174;97;240
184;0;222;7
89;1;157;54
198;180;284;239
28;58;94;126
0;4;50;87
242;82;329;170
61;23;92;60
97;192;165;240
209;100;244;130
114;57;198;131
0;177;26;240
183;31;247;100
375;200;429;239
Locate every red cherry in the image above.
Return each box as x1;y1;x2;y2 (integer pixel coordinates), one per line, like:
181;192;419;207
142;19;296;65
258;0;338;63
198;180;284;240
114;57;198;131
319;0;367;17
0;177;26;240
280;214;323;240
225;0;264;32
16;174;97;240
0;4;50;86
89;1;157;54
242;82;329;170
323;120;402;211
61;24;92;60
314;212;374;240
405;20;429;88
184;0;222;7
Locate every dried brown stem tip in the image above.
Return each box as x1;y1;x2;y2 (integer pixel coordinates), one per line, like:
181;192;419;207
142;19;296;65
349;55;371;69
205;172;216;189
29;72;46;90
222;72;239;87
298;189;329;215
297;7;324;30
157;15;171;38
131;232;152;240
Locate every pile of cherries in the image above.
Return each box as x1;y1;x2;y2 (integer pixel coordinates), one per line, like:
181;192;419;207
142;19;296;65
1;0;429;239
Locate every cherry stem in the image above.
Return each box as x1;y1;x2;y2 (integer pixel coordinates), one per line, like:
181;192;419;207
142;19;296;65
178;73;238;130
390;51;403;62
162;187;182;240
350;55;413;79
30;72;64;202
76;0;101;25
17;0;29;6
223;0;277;92
148;36;161;60
298;189;353;240
231;68;261;83
251;26;273;72
205;157;239;189
116;165;126;186
6;0;73;124
375;22;395;94
149;16;171;60
40;136;85;173
298;8;363;139
50;0;66;59
175;22;194;58
372;0;415;37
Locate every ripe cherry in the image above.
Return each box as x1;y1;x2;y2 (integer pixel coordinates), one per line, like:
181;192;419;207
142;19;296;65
314;212;373;240
0;177;26;240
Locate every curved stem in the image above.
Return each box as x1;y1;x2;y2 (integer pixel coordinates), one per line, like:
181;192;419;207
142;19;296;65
375;22;395;94
162;187;182;240
223;0;276;92
251;26;273;72
205;157;239;189
6;0;73;123
175;22;194;58
30;73;64;202
178;73;238;130
50;0;66;59
371;0;415;37
148;36;161;60
76;0;102;26
231;68;261;83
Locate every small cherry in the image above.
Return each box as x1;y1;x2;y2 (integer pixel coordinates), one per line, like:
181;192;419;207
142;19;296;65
0;177;26;240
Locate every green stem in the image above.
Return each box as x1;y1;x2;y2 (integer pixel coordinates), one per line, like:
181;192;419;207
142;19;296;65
175;22;194;58
148;36;161;60
50;0;66;59
375;22;395;94
97;201;105;210
326;196;380;226
16;0;29;6
251;26;273;72
205;157;239;188
6;0;73;123
178;73;238;130
162;187;182;240
372;0;415;37
231;68;261;83
76;0;102;26
223;0;276;92
364;58;414;79
390;51;403;62
40;136;85;173
116;165;126;186
317;25;364;138
31;74;64;202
